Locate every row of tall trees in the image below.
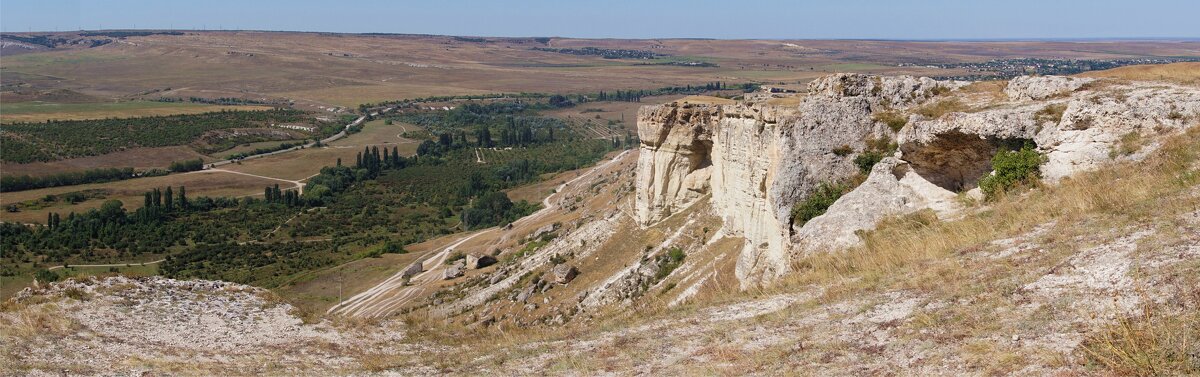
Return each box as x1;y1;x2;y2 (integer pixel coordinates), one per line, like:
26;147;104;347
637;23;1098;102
0;167;139;193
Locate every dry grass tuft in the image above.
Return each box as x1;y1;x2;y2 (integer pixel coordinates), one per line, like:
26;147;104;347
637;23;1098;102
914;98;969;119
1;303;80;340
1079;302;1200;376
872;110;908;132
1034;103;1068;124
1110;131;1147;158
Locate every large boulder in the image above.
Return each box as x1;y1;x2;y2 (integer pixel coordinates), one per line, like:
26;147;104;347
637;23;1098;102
442;260;465;280
1004;75;1095;101
791;157;961;254
401;261;423;279
550;264;578;284
466;254;497;269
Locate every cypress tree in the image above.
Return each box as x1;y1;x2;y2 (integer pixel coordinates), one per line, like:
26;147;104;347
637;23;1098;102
164;187;174;211
178;186;188;211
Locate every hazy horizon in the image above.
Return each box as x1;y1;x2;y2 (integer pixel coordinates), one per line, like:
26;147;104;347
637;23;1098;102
3;0;1198;40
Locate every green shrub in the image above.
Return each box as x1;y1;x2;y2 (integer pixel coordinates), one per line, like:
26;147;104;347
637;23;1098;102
34;269;60;282
791;182;851;226
383;241;408;254
654;247;687;280
852;136;897;174
853;151;885;174
978;145;1044;201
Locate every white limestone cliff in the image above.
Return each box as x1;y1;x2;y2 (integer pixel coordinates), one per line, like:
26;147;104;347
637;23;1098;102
635;73;1200;285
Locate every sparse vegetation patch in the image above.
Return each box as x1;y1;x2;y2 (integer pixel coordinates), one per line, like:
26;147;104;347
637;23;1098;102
978;143;1044;201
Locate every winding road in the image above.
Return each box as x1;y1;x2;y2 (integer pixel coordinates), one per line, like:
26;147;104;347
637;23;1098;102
203;107;394;170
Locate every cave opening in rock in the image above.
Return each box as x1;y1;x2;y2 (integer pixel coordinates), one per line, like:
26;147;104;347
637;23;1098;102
687;139;714;172
901;131;1035;192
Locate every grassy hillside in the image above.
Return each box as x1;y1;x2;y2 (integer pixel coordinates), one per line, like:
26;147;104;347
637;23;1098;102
383;126;1200;375
1078;62;1200;85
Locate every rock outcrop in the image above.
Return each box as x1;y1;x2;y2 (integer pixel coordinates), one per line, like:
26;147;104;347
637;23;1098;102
635;73;1200;285
636;74;962;284
1004;75;1095;101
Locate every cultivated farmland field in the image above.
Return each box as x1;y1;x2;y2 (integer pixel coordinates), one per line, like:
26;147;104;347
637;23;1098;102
0;101;272;123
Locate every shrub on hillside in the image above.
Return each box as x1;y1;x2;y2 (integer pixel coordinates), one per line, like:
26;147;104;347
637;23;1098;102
654;247;687;280
854;151;885;174
791;182;851;226
978;144;1044;200
33;269;60;283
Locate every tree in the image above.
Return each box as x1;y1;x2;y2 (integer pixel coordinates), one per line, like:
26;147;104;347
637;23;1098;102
178;186;189;211
164;186;174;212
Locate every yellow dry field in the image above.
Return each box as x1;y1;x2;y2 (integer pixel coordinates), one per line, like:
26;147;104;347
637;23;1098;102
17;32;1182;110
221;119;421;180
1;146;211;177
673;95;737;105
0;101;273;123
1077;62;1200;85
0;170;282;223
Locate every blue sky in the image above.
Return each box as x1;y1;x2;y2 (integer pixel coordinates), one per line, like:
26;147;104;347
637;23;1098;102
2;0;1196;40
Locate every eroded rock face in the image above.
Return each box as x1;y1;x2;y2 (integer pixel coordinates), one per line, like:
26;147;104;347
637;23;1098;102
636;74;963;284
634;104;719;223
899;110;1040;191
1004;75;1095;101
903;77;1200;183
635;73;1200;285
791;157;961;253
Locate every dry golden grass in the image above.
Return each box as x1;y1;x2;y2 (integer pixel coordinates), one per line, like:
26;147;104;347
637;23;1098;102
1079;301;1200;376
1034;103;1068;124
0;102;272;123
913;98;969;119
1078;62;1200;85
333;124;1200;375
1;146;210;177
0;303;79;340
673;95;736;105
872;110;908;132
0;170;282;223
1110;131;1147;158
764;95;804;106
